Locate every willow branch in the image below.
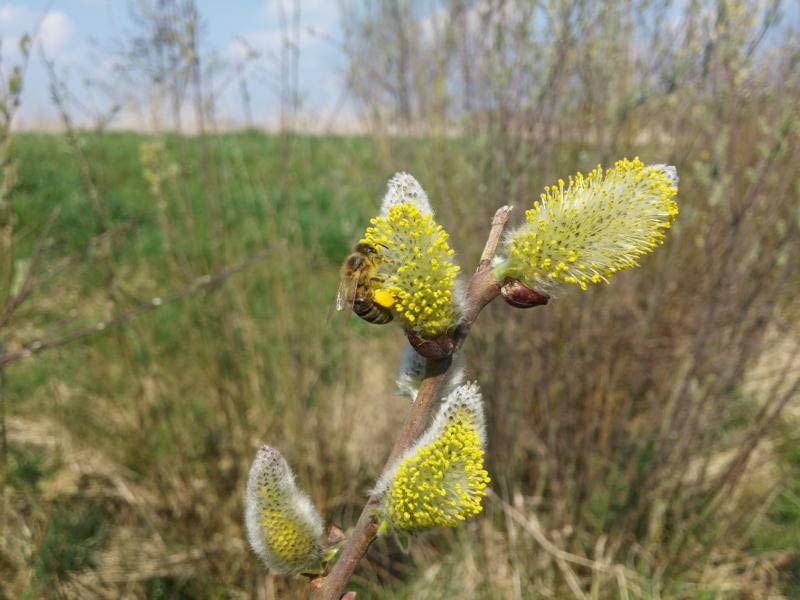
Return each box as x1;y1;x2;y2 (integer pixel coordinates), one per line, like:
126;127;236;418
478;204;513;269
310;205;513;600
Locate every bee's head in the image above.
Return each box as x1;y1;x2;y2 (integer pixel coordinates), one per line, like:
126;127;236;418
354;242;378;255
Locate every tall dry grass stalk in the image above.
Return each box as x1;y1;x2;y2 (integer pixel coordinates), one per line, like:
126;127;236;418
0;29;34;553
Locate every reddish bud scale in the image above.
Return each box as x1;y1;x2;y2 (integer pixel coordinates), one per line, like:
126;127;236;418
405;329;455;359
500;279;549;309
326;524;346;546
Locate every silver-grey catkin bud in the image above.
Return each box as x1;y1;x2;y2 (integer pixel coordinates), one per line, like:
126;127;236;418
245;445;324;574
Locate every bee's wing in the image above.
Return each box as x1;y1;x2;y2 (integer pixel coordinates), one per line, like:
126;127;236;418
327;271;358;325
335;273;358;312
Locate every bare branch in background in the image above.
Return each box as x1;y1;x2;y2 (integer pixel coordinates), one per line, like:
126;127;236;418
0;250;269;368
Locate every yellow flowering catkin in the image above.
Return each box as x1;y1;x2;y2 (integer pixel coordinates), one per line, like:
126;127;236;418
245;446;324;574
362;202;462;337
496;158;679;295
374;383;491;531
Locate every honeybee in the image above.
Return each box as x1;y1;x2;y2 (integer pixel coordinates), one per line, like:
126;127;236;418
336;242;395;324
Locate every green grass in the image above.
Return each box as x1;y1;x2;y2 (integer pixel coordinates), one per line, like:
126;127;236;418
11;131;377;262
31;501;109;586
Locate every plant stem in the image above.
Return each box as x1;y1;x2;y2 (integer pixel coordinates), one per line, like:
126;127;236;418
310;205;513;600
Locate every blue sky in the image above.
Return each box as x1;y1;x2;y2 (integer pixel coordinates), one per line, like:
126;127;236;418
0;1;349;129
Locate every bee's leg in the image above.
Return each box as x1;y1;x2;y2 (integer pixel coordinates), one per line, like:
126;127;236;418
354;280;372;300
369;276;387;291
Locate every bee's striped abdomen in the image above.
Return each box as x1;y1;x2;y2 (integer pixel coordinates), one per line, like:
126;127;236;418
354;297;393;324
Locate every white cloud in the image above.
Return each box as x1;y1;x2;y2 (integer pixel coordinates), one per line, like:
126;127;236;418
39;10;74;53
0;3;26;27
0;5;75;57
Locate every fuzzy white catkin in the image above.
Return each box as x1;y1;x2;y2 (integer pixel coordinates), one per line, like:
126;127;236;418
380;172;433;217
245;445;324;574
396;346;465;402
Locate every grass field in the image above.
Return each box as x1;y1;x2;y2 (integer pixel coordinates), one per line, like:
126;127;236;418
2;129;799;598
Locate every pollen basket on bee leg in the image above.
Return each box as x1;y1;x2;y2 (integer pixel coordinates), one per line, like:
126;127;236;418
373;289;396;308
